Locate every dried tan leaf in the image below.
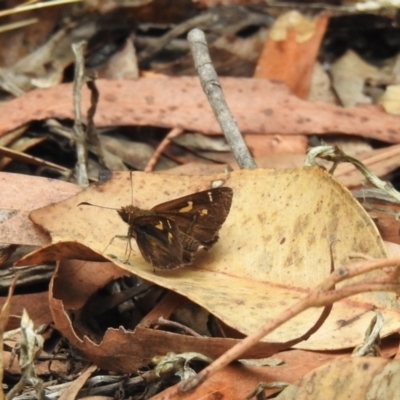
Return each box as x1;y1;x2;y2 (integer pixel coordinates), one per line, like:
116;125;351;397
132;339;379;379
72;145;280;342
0;172;80;246
309;62;337;103
331;50;392;107
276;357;400;400
269;11;318;43
58;364;97;400
379;84;400;115
20;168;399;352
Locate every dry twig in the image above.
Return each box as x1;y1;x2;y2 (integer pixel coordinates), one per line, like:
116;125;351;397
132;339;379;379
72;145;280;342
187;28;257;170
72;41;89;185
144;128;183;172
139;14;214;64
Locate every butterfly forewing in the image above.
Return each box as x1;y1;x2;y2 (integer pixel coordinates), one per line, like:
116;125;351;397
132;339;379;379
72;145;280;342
151;187;233;246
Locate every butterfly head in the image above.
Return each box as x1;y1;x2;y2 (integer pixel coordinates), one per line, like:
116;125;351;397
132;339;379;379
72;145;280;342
117;205;141;225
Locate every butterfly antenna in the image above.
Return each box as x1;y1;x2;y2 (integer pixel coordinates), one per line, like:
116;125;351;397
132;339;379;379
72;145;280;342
129;170;134;206
78;202;118;211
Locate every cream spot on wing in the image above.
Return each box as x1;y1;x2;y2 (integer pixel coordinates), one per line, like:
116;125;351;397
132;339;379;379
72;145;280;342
155;221;163;230
168;232;173;242
211;179;225;188
207;191;213;202
201;209;208;215
167;220;172;229
179;201;193;213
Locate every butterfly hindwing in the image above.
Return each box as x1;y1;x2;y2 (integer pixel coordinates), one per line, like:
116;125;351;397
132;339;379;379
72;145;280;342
131;215;184;268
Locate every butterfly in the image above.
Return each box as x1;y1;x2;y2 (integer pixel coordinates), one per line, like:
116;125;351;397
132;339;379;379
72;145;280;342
80;187;233;270
116;187;233;270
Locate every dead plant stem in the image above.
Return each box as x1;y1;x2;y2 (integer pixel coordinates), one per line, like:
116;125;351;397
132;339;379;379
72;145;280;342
144;128;183;172
187;28;257;170
72;41;89;186
139;14;213;63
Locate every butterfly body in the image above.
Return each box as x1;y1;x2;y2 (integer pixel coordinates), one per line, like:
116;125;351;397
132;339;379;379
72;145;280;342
117;187;233;270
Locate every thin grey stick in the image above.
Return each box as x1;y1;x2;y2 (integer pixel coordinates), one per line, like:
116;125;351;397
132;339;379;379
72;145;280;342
139;13;214;64
187;28;257;170
86;76;107;168
72;41;89;186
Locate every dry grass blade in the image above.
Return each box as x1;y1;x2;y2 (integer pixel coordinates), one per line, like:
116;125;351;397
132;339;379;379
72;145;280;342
0;18;37;33
0;145;70;175
0;0;82;18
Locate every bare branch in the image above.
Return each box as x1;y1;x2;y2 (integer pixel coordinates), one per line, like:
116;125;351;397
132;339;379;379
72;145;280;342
72;41;89;185
187;28;257;170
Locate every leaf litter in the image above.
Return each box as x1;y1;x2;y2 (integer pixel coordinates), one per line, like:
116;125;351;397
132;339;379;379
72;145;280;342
2;2;400;398
19;167;400;356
